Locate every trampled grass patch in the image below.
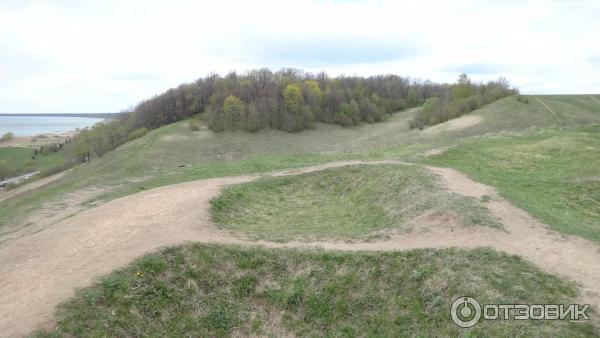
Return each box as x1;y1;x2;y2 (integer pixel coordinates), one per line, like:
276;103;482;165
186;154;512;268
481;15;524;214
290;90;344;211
32;244;597;337
211;164;500;241
424;126;600;243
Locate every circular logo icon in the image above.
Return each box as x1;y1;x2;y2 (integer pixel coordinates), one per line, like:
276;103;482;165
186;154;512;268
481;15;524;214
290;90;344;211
451;296;481;328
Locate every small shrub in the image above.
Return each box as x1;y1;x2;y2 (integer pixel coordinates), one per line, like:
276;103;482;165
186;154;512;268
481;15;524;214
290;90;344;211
1;132;14;143
188;118;201;131
207;107;226;132
127;127;149;141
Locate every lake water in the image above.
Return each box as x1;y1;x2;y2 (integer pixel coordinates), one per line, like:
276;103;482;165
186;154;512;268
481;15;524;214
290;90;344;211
0;116;105;136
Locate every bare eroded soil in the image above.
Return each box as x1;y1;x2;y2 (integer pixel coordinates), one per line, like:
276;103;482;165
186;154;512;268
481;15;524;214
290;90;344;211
422;115;482;134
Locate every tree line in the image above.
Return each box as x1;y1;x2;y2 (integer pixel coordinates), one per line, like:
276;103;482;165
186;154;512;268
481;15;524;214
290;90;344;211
128;68;445;133
62;69;516;163
408;74;517;129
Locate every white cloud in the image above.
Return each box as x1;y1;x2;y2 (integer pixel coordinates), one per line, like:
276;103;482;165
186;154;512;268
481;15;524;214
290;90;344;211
1;0;600;114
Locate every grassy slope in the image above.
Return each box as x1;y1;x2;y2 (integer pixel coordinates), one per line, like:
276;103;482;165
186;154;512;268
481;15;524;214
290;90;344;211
1;95;599;237
33;244;597;337
0;147;67;179
0;109;426;233
212;164;499;241
536;95;600;126
424;126;600;242
7;95;600;336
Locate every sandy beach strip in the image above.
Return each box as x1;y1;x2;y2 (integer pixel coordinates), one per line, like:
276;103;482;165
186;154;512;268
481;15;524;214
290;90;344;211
0;131;77;148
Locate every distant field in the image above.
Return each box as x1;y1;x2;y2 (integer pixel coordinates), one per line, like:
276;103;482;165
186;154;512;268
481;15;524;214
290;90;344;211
425;126;600;243
0;147;68;180
212;164;499;241
32;244;597;337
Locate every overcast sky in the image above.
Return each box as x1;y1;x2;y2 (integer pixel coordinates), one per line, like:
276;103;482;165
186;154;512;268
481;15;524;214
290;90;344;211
2;0;600;114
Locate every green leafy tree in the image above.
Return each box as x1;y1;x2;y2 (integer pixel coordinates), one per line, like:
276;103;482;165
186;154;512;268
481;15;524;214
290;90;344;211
303;80;323;114
222;95;244;129
283;84;304;114
335;103;354;126
69;128;92;162
282;84;305;131
245;103;264;132
302;105;315;128
1;132;14;143
407;87;419;106
348;100;360;124
452;73;473;99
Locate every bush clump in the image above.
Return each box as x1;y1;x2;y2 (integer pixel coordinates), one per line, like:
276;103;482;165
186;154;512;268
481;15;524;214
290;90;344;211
127;127;148;141
409;74;518;130
1;132;14;143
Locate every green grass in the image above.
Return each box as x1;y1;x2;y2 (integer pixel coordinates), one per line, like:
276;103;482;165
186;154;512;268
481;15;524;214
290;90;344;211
533;95;600;125
0;150;367;238
424;126;600;243
2;95;600;238
211;164;500;241
8;96;600;337
0;114;427;235
0;147;68;179
32;244;597;337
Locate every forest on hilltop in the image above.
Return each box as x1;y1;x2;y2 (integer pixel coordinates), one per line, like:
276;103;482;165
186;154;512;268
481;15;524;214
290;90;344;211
128;69;515;132
59;69;516;163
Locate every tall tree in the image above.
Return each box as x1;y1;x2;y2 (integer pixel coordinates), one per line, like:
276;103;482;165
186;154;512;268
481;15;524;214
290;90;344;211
282;84;305;131
222;95;244;129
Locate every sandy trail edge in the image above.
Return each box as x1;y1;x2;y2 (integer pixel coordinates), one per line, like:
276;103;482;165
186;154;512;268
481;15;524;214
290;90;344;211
0;160;599;336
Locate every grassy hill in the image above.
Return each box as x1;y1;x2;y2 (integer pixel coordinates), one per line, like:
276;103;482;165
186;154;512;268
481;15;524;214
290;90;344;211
2;95;600;336
1;95;599;239
426;126;600;242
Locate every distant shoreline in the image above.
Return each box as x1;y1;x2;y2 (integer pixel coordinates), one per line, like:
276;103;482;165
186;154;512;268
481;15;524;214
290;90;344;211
0;114;115;138
0;130;78;148
0;113;122;119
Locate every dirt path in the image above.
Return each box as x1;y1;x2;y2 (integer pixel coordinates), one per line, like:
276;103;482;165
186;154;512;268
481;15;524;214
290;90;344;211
423;115;482;134
426;167;600;306
0;160;599;336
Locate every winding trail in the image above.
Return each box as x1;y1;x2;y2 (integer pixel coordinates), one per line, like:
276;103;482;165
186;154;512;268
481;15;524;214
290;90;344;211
1;160;599;336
